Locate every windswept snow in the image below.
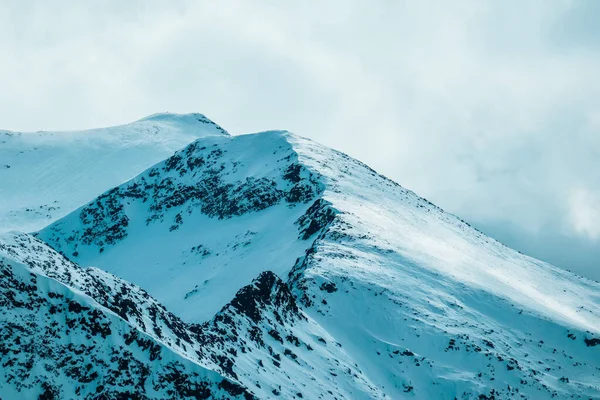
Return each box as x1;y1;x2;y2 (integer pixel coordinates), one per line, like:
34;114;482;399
0;112;228;232
3;115;599;399
284;134;600;398
37;131;322;322
37;128;600;398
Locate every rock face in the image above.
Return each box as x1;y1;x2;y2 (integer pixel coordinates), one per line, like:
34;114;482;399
0;232;252;400
4;118;600;399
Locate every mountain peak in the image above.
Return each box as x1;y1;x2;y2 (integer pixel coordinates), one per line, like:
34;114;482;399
0;112;230;233
135;112;229;136
13;121;600;399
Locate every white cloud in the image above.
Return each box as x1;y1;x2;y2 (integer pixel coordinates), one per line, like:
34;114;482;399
570;189;600;241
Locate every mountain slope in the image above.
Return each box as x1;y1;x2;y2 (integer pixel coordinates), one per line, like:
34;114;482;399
285;138;600;398
0;232;252;400
0;232;383;399
0;112;228;233
37;131;322;322
36;129;600;398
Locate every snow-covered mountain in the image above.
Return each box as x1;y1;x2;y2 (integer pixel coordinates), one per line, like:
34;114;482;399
1;231;382;399
0;113;228;233
0;114;600;399
32;126;600;399
37;131;322;322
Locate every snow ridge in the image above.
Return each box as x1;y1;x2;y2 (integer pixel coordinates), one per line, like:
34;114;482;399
0;232;381;399
37;131;324;322
4;120;600;399
0;113;229;232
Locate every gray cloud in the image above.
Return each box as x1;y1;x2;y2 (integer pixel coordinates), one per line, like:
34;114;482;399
1;0;598;280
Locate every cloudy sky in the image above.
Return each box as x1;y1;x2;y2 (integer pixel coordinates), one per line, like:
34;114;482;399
1;0;599;280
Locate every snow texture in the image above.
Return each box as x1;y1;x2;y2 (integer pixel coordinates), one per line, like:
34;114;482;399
3;114;600;399
0;112;228;232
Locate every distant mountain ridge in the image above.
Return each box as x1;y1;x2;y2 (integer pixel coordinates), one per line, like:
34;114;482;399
2;114;600;399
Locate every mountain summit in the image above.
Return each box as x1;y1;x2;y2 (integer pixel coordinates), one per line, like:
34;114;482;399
2;116;600;399
0;113;228;232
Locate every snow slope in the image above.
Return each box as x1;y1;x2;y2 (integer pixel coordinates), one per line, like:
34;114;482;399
32;129;600;398
0;232;384;399
0;112;228;232
0;232;252;400
37;131;322;322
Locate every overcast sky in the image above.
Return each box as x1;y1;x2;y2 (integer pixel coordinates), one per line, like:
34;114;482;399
1;0;599;280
